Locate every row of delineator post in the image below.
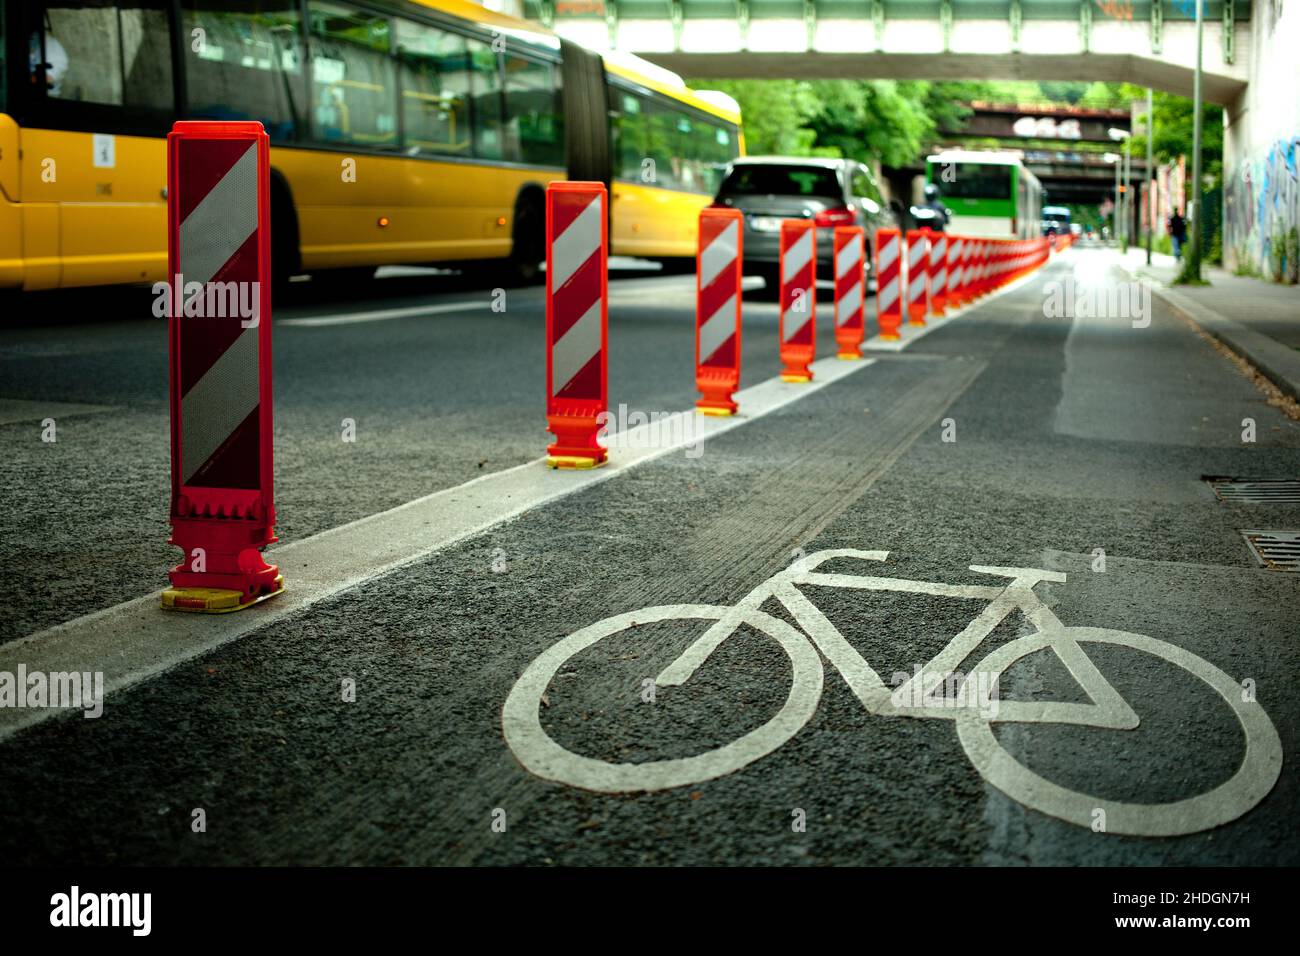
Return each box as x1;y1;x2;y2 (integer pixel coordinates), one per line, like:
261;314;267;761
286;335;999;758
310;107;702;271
544;181;1056;469
158;125;1060;614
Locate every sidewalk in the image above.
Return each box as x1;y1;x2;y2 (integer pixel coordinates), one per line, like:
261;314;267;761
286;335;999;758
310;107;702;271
1113;248;1300;401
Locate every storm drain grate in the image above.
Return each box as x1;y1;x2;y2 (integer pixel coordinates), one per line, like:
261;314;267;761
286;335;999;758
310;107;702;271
1205;477;1300;504
1240;530;1300;571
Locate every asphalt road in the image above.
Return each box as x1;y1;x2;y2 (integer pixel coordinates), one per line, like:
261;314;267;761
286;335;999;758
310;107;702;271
1;249;1297;865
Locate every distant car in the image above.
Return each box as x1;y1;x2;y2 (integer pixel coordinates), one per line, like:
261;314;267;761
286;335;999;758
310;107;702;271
710;156;893;291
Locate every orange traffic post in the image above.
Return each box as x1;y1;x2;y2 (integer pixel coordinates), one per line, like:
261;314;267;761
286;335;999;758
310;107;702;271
928;230;948;317
695;207;743;416
875;227;903;340
162;121;282;613
832;225;866;359
958;236;974;305
545;181;609;468
947;236;965;308
905;229;929;326
778;219;816;382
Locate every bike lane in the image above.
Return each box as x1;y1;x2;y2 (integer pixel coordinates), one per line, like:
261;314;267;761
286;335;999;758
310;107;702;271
1;254;1297;865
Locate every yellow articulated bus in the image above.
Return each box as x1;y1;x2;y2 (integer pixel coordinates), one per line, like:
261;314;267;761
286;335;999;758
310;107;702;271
0;0;742;291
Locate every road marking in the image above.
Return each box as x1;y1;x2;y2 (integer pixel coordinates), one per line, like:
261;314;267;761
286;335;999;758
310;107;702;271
0;354;875;742
276;276;759;328
505;549;1282;836
0;399;117;425
278;302;489;327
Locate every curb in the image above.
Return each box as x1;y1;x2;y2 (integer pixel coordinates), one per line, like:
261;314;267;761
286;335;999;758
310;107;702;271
1119;261;1300;403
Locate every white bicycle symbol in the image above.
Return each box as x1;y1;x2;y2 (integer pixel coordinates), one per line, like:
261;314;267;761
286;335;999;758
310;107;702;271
504;549;1282;836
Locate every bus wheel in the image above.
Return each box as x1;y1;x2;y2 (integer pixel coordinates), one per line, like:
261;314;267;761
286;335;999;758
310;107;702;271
270;174;302;296
505;191;545;286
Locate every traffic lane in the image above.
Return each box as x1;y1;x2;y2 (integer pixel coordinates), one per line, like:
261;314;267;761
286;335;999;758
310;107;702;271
8;267;1294;865
0;352;970;866
0;271;792;642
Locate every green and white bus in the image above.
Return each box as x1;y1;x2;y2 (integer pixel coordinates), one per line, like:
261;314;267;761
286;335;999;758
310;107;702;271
925;150;1042;239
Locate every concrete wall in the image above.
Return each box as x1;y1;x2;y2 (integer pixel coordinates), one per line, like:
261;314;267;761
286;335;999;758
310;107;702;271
1224;1;1300;279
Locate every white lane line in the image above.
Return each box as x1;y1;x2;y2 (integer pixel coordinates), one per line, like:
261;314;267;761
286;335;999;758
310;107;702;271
278;302;489;327
0;399;117;425
0;355;875;742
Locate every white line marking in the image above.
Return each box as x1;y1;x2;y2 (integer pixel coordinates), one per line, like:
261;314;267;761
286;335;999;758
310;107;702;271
835;235;862;279
180;143;259;286
278;302;488;327
0;355;875;742
781;230;814;282
699;220;739;288
551;299;602;394
0;399;116;425
550;197;603;291
877;237;899;272
180;324;260;483
697;293;738;361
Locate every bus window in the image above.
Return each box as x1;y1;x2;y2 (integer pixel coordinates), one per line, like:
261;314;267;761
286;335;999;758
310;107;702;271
307;1;397;149
467;40;505;161
693;120;737;197
610;90;648;185
504;55;562;168
937;164;1012;200
34;1;171;112
181;1;304;143
395;18;469;157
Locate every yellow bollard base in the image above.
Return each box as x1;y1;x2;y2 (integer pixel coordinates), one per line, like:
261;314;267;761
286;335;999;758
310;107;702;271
161;577;285;614
780;374;813;383
546;455;608;470
697;407;735;417
837;352;862;361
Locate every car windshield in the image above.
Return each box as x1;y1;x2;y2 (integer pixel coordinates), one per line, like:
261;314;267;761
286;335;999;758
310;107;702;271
721;164;840;198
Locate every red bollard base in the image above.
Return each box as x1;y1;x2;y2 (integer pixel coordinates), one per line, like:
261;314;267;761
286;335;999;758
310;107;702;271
908;313;927;327
162;518;283;613
547;410;608;469
696;368;739;416
780;347;815;383
835;330;863;360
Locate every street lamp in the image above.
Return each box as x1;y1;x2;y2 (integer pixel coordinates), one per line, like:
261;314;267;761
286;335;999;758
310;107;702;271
1188;0;1205;281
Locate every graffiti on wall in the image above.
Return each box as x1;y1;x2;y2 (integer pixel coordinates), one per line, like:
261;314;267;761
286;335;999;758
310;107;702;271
1227;138;1300;279
1095;1;1134;20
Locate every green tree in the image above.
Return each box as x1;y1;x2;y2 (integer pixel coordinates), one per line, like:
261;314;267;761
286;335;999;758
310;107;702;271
690;79;821;156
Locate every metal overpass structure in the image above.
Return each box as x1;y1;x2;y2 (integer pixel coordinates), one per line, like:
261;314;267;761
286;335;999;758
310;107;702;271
521;1;1253;104
941;102;1146;204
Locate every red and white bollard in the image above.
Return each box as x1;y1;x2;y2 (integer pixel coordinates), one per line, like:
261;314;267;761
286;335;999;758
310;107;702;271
545;181;608;468
695;207;743;416
163;120;282;612
948;236;965;308
833;226;866;359
905;229;929;326
928;230;947;317
779;219;816;382
875;227;902;340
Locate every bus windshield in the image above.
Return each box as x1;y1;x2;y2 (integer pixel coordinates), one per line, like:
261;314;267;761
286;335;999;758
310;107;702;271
935;164;1012;200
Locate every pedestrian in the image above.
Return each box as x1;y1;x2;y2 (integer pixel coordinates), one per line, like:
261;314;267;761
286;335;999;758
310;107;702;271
1169;210;1188;261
